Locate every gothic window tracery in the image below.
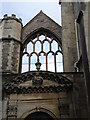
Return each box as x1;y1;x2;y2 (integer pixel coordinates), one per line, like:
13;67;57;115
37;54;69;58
22;53;29;73
22;32;63;73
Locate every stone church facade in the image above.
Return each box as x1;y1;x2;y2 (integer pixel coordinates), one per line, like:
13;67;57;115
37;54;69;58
0;2;90;120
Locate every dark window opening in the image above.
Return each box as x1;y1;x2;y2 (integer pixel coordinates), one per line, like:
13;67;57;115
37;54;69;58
24;112;54;120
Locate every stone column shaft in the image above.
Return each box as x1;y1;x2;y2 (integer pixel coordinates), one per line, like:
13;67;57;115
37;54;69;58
61;2;78;72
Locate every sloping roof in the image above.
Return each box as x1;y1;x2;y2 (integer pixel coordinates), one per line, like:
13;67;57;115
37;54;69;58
22;11;62;44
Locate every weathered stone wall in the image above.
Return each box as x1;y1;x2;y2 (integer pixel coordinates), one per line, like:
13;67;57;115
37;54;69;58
0;14;22;73
61;2;78;72
0;14;22;40
11;93;60;119
2;39;21;73
2;72;88;119
73;2;90;71
3;91;72;119
61;72;88;118
83;2;90;70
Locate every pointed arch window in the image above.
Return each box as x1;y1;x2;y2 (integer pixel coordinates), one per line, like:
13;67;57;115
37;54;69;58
56;52;63;72
27;42;33;53
48;52;55;72
30;53;37;71
22;53;29;72
39;52;46;71
43;40;50;53
35;41;41;53
21;31;63;73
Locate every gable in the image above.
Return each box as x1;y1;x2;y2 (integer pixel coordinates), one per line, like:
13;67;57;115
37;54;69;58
22;11;62;44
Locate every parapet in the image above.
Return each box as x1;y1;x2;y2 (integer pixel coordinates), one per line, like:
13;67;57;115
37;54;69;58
0;14;22;41
2;14;22;24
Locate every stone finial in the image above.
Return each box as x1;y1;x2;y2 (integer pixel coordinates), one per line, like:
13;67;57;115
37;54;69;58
2;14;22;24
11;14;16;18
40;10;42;12
3;14;8;18
19;18;22;22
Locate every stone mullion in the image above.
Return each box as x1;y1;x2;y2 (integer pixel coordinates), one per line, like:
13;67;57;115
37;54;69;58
29;54;31;71
46;54;48;71
50;42;51;51
41;41;43;51
33;43;35;52
58;43;59;50
37;54;39;62
37;34;39;41
45;33;47;39
54;54;57;72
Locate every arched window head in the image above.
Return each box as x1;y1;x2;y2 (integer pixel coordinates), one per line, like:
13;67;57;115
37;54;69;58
27;42;33;53
21;31;63;73
51;40;58;52
43;40;50;53
35;41;41;53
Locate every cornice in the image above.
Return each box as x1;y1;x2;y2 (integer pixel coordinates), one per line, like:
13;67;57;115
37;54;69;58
3;71;73;94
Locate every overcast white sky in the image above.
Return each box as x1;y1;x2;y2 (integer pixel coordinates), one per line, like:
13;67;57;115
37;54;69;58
0;1;61;26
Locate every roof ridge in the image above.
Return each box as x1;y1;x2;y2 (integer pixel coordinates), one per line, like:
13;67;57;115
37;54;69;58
23;10;61;29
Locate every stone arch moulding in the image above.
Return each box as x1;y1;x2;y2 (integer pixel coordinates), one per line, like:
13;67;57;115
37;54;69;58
22;27;62;48
20;107;58;120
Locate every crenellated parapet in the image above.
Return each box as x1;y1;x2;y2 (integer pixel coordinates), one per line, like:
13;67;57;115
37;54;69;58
3;14;22;22
0;14;23;73
0;14;22;41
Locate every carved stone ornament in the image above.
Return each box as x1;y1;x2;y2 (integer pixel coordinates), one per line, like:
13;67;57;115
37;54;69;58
7;105;17;118
32;76;43;86
32;72;43;86
3;71;73;94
